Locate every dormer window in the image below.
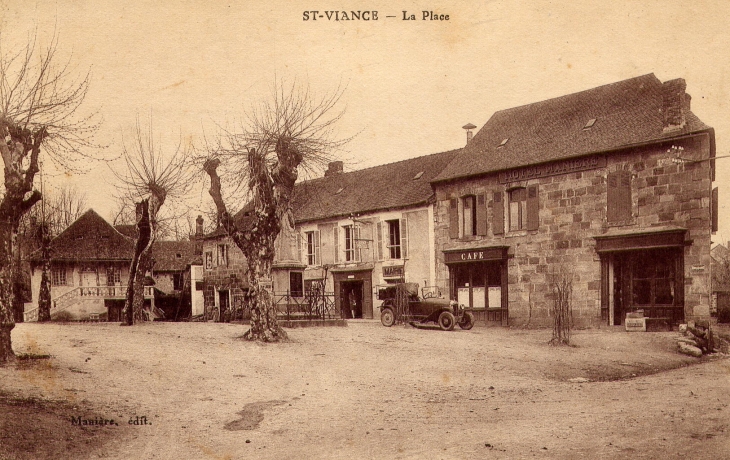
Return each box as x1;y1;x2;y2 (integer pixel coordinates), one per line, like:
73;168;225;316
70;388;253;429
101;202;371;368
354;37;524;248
176;253;182;259
583;118;597;130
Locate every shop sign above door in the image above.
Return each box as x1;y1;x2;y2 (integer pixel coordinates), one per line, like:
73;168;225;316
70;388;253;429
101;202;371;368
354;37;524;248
499;155;606;184
444;247;508;264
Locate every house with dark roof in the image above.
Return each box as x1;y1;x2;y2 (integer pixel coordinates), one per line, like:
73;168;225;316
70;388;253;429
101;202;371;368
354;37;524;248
24;209;201;321
201;149;461;321
431;74;716;328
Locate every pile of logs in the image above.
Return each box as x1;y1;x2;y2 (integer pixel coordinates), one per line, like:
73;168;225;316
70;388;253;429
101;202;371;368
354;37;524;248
677;320;729;357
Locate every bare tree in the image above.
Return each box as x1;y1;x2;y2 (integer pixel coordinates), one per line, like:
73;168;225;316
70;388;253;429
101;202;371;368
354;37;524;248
112;117;191;325
549;267;573;346
0;32;99;363
203;81;348;342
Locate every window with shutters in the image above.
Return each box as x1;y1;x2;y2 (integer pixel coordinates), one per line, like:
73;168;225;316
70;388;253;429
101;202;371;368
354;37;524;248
508;188;527;231
462;195;477;236
607;170;632;223
343;225;360;262
386;220;401;259
305;231;320;266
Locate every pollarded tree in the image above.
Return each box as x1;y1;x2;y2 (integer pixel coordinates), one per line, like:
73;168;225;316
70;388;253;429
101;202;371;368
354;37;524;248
112;117;192;325
0;32;99;363
203;81;348;342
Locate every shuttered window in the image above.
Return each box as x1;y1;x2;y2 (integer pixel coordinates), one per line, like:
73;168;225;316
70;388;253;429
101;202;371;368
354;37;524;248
462;195;477;236
607;170;632;223
493;192;504;235
449;198;459;239
508;188;527;231
305;231;320;266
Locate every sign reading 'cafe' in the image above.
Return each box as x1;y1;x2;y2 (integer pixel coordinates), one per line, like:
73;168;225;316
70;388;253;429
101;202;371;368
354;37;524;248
444;247;508;264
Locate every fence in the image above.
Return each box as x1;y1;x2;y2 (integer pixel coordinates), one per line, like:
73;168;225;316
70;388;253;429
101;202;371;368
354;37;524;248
273;289;339;322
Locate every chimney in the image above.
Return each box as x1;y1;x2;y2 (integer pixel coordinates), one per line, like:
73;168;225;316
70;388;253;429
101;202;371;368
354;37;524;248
662;78;688;132
462;123;476;145
196;215;204;236
325;161;344;177
194;215;204;255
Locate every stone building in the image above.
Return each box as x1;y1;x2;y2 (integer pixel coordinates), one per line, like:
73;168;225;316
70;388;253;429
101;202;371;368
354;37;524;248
430;74;716;328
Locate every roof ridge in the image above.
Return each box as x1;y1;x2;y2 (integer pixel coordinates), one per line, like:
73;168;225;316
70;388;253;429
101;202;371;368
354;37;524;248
492;73;659;116
298;147;463;186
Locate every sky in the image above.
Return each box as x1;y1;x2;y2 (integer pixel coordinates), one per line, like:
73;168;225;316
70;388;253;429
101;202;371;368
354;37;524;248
2;0;730;242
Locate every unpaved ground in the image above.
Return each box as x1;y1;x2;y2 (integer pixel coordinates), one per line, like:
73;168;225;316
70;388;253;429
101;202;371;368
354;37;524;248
1;321;729;459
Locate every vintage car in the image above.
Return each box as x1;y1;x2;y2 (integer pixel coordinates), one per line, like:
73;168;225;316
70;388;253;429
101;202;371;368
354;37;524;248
378;284;474;331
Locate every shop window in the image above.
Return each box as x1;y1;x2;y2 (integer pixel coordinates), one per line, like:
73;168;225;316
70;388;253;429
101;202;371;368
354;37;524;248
607;170;632;223
290;272;304;297
305;231;320;266
453;262;501;310
631;253;675;306
51;266;67;286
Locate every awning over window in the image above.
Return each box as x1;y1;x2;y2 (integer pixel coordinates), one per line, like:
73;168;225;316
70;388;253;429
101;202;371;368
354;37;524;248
593;226;688;253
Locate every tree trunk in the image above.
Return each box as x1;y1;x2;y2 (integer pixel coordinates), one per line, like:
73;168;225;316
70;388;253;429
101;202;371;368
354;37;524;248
37;264;51;322
0;224;17;364
132;250;152;322
37;233;52;322
242;257;286;342
123;200;151;326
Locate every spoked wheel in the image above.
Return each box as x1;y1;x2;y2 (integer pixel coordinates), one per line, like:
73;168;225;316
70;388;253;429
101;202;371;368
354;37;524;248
381;308;395;327
459;312;474;330
438;311;456;331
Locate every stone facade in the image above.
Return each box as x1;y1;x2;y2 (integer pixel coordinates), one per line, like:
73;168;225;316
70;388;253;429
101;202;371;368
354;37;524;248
201;235;249;319
433;132;714;327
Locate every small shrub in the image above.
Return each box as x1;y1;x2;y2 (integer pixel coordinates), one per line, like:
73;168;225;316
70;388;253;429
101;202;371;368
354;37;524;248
52;311;73;322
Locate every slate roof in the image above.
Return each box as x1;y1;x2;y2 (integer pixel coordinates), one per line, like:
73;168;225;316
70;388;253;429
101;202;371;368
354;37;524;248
434;74;712;183
203;148;461;237
47;209;135;262
152;240;198;272
290;148;461;223
114;224;137;239
41;209;199;270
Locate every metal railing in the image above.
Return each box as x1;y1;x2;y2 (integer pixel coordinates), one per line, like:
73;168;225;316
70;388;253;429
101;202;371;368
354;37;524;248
274;289;339;322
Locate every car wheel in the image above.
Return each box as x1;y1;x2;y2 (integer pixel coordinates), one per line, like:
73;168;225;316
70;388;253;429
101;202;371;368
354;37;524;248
438;311;456;331
459;312;474;330
381;308;395;327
